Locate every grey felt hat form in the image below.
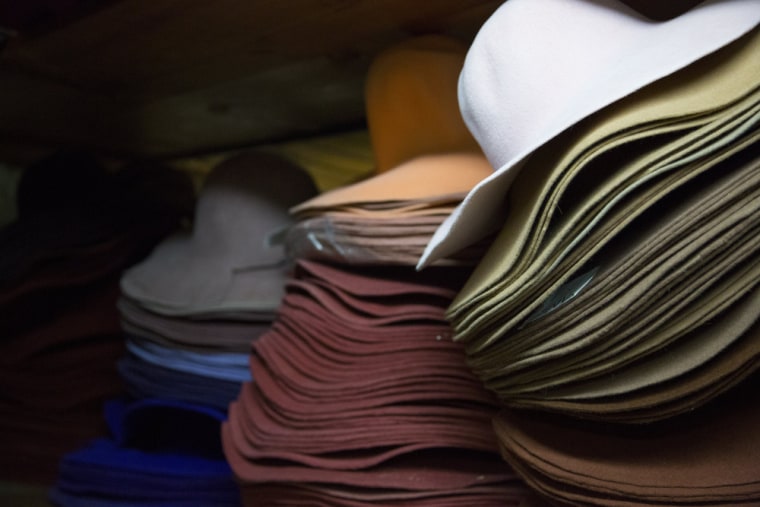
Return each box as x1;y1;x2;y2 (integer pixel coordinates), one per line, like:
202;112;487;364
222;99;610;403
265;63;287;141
121;151;318;317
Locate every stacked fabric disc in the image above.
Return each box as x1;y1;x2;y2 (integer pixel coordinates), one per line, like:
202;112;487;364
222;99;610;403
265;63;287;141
415;0;760;505
116;150;317;410
0;152;194;484
50;151;318;507
222;35;539;506
116;296;269;410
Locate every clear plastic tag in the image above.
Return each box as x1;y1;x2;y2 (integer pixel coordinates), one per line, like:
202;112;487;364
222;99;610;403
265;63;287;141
522;266;599;326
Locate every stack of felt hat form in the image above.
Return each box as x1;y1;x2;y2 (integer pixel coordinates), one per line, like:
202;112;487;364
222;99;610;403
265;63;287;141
417;0;760;505
114;151;319;412
221;37;539;506
50;152;319;507
0;152;193;485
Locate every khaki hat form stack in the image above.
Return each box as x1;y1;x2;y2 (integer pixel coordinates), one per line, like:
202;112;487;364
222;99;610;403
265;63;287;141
287;35;493;267
453;24;760;420
413;0;760;505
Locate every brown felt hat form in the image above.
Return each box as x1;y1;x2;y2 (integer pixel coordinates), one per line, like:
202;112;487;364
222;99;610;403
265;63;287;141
494;375;760;506
121;151;318;317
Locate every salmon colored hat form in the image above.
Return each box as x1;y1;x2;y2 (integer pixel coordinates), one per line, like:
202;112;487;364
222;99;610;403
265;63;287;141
292;35;491;215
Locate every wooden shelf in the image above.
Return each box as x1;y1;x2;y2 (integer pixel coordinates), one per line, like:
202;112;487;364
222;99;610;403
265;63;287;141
0;0;502;163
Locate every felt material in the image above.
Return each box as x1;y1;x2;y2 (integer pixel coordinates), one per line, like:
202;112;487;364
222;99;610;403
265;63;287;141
292;153;492;213
121;150;318;316
450;27;760;328
507;293;760;423
52;398;239;507
222;259;534;502
117;297;268;353
242;482;543;507
294;258;466;297
0;159;194;338
505;149;760;358
124;337;251;382
431;20;760;421
0;281;124;483
291;37;492;267
1;153;192;288
363;36;481;174
1;280;121;363
460;148;760;419
493;375;760;505
49;488;238;507
117;354;243;410
0;158;193;485
419;0;760;267
2;153;193;290
285;209;484;266
453;91;760;343
467;152;760;385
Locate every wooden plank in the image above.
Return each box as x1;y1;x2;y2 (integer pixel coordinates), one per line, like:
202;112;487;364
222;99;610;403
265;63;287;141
0;67;131;153
3;0;501;99
0;0;502;160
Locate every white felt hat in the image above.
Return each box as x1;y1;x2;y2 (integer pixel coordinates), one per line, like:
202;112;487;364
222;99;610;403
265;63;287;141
418;0;760;268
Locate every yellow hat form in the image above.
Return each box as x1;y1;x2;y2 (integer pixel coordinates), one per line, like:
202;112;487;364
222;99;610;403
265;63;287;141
365;35;482;174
